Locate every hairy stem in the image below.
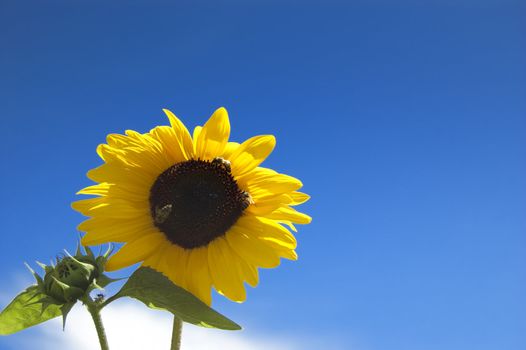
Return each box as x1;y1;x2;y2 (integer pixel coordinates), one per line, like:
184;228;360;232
86;299;110;350
170;316;183;350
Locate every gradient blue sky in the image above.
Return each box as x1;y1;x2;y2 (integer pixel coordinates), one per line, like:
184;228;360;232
1;1;525;349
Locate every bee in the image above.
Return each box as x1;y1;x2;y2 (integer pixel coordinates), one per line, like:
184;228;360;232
240;191;253;210
212;157;231;173
154;204;173;224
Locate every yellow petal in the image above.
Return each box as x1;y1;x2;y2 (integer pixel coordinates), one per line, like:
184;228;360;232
226;227;280;268
229;135;276;177
186;247;213;305
125;130;163;152
160;245;189;289
195;107;231;160
150;126;187;164
208;237;246;302
142;243;168;271
78;215;151;231
192;126;202;154
75;182;148;205
290;191;310;205
222;142;240;159
280;249;298;261
119;146;171;175
106;233;167;271
79;217;153;245
76;183;110;196
230;249;259;287
246;194;292;215
104;183;149;203
192;126;202;141
163;109;194;160
122;131;172;170
236;215;297;249
240;172;303;199
279;220;298;232
100;130;172;174
72;198;147;219
87;162;155;188
106;133;136;148
71;197;106;214
266;206;312;224
96;144;129;164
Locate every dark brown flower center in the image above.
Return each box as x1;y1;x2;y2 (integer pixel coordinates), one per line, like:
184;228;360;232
149;158;251;249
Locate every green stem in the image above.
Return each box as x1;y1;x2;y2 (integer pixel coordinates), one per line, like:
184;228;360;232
86;301;110;350
170;316;183;350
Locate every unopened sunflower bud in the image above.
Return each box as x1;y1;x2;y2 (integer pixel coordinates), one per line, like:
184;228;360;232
43;256;96;303
23;244;115;329
28;244;114;308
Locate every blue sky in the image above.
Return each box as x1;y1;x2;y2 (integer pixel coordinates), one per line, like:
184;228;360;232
1;1;525;349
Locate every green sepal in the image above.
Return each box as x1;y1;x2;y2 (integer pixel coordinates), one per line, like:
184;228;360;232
25;296;59;308
95;274;122;289
84;246;95;259
36;261;53;274
50;277;85;302
24;263;44;286
0;286;62;335
63;251;96;275
102;244;114;259
86;274;121;295
60;302;75;330
75;241;82;256
105;267;241;330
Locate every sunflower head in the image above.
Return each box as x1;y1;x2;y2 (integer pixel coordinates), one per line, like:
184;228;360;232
73;107;311;305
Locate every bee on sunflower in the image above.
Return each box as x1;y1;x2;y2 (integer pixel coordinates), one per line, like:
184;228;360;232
72;107;311;306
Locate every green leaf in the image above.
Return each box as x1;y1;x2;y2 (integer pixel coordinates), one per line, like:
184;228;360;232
107;267;241;330
0;286;62;335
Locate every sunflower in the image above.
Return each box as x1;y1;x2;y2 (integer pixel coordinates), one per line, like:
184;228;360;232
72;107;311;305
